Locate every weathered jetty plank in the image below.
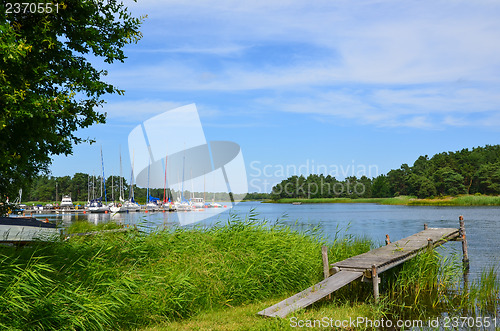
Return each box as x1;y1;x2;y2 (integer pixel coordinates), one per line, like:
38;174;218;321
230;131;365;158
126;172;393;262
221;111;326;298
257;270;363;318
258;226;463;318
333;228;459;274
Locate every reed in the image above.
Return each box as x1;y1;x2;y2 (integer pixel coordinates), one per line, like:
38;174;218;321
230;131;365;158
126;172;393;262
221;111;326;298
0;212;366;329
0;214;498;330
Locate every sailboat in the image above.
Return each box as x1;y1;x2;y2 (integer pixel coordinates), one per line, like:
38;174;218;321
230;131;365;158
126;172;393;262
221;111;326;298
174;155;192;211
161;149;176;211
109;175;123;213
145;157;160;211
86;148;110;213
86;177;109;213
110;151;129;213
121;150;140;212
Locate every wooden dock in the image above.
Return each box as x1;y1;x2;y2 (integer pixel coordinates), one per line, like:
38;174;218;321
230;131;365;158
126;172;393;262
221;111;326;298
258;218;468;318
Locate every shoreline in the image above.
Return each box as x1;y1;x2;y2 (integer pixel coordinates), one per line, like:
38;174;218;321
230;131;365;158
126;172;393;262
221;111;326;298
267;195;500;206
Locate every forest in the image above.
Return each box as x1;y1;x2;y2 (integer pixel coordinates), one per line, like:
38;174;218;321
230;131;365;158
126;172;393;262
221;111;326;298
15;144;500;203
270;144;500;199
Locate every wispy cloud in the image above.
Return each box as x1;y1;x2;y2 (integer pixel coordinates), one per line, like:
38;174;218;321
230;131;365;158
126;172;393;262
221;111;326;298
103;100;184;122
115;0;500;129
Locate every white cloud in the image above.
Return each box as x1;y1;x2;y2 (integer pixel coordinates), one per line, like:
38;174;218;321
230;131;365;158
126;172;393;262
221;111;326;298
103;100;184;122
114;0;500;129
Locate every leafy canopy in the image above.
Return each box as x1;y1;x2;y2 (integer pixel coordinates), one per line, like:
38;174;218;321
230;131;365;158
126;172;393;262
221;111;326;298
0;0;143;201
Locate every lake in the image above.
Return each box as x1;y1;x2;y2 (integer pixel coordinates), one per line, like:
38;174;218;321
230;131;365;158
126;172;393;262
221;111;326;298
47;201;500;280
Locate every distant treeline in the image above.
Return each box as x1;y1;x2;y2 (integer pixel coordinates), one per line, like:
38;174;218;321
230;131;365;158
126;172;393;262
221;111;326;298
19;174;240;204
17;144;500;203
270;144;500;200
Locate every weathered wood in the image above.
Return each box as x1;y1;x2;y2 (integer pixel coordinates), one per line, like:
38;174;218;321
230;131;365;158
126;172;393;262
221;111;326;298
257;271;363;318
322;245;331;300
333;228;459;274
459;216;469;270
371;264;379;303
258;226;461;318
329;266;340;276
424;223;428;230
427;238;433;252
322;245;329;279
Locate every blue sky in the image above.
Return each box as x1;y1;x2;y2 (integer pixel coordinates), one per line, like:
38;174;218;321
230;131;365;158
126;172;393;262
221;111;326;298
51;0;500;192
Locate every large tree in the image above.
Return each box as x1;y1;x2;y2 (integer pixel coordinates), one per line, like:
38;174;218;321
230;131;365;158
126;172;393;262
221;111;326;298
0;0;143;204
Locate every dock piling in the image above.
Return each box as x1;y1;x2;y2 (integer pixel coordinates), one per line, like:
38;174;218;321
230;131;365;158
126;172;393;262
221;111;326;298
371;264;379;303
424;223;428;230
459;215;469;270
427;238;433;251
322;245;330;279
322;245;331;299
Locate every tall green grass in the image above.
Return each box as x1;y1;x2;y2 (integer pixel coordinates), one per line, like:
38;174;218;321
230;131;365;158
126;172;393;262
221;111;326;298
0;212;370;330
380;250;500;322
0;214;498;329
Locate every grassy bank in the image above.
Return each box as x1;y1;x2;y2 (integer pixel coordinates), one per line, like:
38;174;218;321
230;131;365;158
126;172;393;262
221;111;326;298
0;213;372;330
0;215;498;330
272;195;500;206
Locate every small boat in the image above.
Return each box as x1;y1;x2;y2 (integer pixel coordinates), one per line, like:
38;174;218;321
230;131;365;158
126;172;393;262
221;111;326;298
292;202;302;205
60;195;74;210
108;202;124;213
122;199;141;212
0;216;58;243
146;201;160;211
175;200;192;211
190;198;205;209
86;198;110;213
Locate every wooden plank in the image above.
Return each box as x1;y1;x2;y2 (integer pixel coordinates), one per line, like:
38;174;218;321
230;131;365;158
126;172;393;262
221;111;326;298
258;227;461;319
332;228;459;271
258;271;363;318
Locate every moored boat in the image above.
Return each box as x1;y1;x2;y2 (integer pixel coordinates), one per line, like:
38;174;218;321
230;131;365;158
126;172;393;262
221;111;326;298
0;216;58;243
60;195;74;210
190;197;205;209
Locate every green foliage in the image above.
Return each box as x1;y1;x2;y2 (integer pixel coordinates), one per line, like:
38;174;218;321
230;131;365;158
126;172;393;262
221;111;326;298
0;0;143;204
0;213;364;329
371;174;391;198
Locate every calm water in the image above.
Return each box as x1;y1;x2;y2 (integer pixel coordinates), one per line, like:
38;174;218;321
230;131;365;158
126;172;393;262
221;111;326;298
45;201;500;280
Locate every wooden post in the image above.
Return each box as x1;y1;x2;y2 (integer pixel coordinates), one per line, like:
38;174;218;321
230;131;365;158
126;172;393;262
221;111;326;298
427;238;433;252
321;245;329;279
372;264;379;303
322;245;331;300
424;223;428;230
459;215;469;270
385;234;391;245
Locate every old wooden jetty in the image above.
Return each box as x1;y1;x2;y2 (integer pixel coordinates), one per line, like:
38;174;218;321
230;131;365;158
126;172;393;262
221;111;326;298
258;217;469;318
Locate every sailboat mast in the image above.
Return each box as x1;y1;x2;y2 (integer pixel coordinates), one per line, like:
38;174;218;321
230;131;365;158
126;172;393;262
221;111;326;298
147;157;150;204
101;146;107;203
181;155;185;202
112;175;114;202
87;175;90;203
119;148;123;201
191;169;194;199
130;149;135;201
163;151;167;203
